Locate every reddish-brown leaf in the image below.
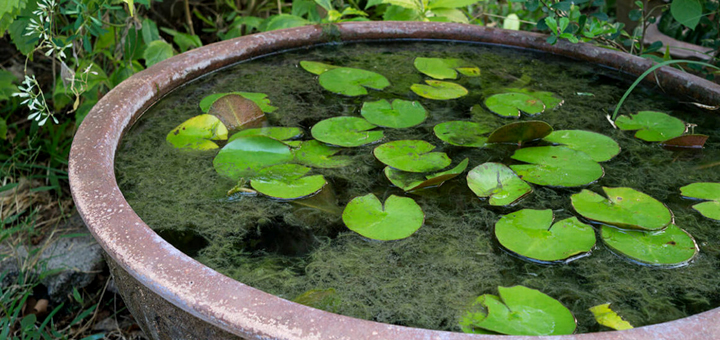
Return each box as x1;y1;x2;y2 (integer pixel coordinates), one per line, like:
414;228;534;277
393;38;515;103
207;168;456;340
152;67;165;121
661;134;709;149
208;94;265;131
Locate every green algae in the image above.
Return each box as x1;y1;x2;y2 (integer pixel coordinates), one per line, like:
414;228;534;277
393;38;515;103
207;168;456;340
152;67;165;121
115;41;720;334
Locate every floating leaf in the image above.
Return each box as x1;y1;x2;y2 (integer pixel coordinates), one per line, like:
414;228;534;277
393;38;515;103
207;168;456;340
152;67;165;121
505;88;564;110
293;288;340;312
342;194;424;241
466;162;532;206
434;121;493;147
615;111;685;142
250;164;326;200
229;127;303;143
410;80;468;100
374;140;451;173
213;135;293;180
485;93;545;117
511;146;604;187
360;99;427;129
318;67;390;96
166;114;228;150
486;121;552;144
601;224;698;266
680;182;720;220
543;130;620;162
206;94;265;131
460;285;576;336
589;303;634;331
199;92;277;113
385;158;469;191
660;134;709;149
413;57;480;80
310;117;384;147
299;61;339;75
295;140;352;168
495;209;595;262
571;187;672;231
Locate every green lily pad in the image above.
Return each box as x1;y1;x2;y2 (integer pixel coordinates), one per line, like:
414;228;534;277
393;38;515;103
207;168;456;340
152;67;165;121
601;224;698;266
360;99;427;129
384;158;469;192
571;187;672;231
299;61;339;75
310;117;384;147
485;93;545;118
410;80;468;100
342;194;424;241
615;111;685;142
460;285;576;336
250;164;326;200
510;146;604;187
680;182;720;220
413;57;480;80
228;127;303;143
543;130;620;162
589;303;633;331
486;121;553;144
466;162;532;206
213;135;293;180
318;67;390;96
505;88;564;110
495;209;596;262
373;140;451;173
199;92;277;113
434;121;493;147
166;114;228;150
295;140;352;168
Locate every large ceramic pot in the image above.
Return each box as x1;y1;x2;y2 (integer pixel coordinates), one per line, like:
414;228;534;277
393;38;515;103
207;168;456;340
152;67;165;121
69;22;720;340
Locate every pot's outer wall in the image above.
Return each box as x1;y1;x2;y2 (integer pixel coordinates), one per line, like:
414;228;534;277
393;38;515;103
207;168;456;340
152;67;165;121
70;22;720;340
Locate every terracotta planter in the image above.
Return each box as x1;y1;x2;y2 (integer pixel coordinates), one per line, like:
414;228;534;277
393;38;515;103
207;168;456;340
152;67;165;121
69;22;720;340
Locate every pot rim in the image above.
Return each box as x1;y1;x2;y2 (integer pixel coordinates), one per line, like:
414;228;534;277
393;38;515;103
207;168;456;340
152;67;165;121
69;21;720;340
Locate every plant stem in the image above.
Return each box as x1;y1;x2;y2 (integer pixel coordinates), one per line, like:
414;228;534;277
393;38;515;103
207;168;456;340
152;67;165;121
185;0;196;35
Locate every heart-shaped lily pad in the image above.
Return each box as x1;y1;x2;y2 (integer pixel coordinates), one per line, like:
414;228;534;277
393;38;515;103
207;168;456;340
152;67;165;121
615;111;685;142
360;99;427;128
199;92;277;113
485;93;545;118
228;127;303;143
311;117;384;147
384;158;469;192
571;187;672;230
166;114;228;150
601;224;698;266
460;285;576;336
294;140;352;168
413;57;480;79
543;130;620;162
486;121;553;144
318;67;390;96
510;146;604;187
374;140;451;173
589;304;633;330
411;80;468;100
213;135;293;180
250;164;326;200
342;194;424;241
680;182;720;220
467;163;532;206
434;121;493;147
299;61;339;75
505;88;564;110
495;209;596;263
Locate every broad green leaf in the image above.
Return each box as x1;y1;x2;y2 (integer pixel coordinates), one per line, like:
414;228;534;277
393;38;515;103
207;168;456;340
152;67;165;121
374;140;451;173
503;14;520;30
166;114;228;150
314;0;334;11
200;92;277;113
385;158;469;191
143;40;174;67
434;121;492;147
414;57;479;80
485;93;545;117
293;288;340;312
430;8;469;23
0;117;6;140
213;135;293;180
141;18;160;45
486;121;552;144
262;14;312;32
428;0;480;8
670;0;702;30
342;194;424;240
680;182;720;220
0;70;18;102
229;127;303;143
589;304;634;331
615;111;685;142
571;187;672;231
295;140;352;168
9;16;38;56
318;67;390;96
379;0;422;11
206;94;265;131
411;80;468;100
250;164;326;200
467;162;532;206
0;0;22;34
510;146;603;187
504;88;564;110
300;61;339;75
311;116;384;147
495;209;595;262
601;224;698;266
543;130;620;162
360;99;427;128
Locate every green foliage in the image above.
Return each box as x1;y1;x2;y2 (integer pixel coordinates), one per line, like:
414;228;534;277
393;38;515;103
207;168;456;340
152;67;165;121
680;182;720;220
571;187;673;231
342;194;424;240
311;116;384;147
318;67;391;96
510;146;604;187
373;140;451;173
542;130;620;162
601;224;698;266
466;162;532;206
615;111;686;142
360;99;427;128
384;158;468;191
434;121;492;147
410;80;468;100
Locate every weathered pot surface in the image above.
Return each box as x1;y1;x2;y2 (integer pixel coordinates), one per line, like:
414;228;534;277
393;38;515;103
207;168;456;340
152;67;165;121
69;21;720;340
